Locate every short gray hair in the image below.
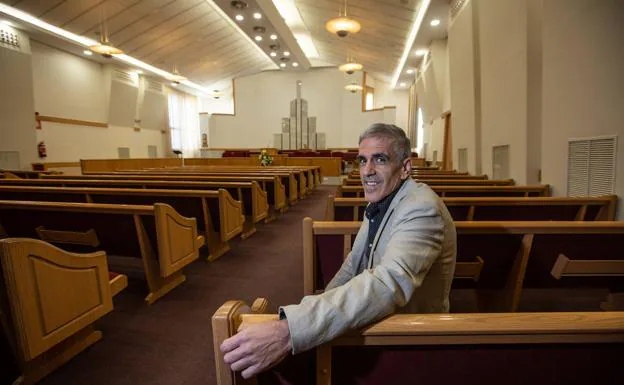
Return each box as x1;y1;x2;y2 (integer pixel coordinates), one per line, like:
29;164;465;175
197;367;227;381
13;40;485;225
358;123;411;163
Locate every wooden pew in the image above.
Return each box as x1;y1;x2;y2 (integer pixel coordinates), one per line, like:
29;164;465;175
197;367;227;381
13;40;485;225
0;185;244;259
213;299;624;385
303;219;624;312
342;178;515;186
98;169;301;204
0;238;127;385
326;196;618;221
338;185;551;198
39;174;286;215
174;165;320;190
0;201;204;304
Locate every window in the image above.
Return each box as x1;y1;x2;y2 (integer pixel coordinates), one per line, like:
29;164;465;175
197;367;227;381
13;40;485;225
167;91;200;157
416;108;424;155
365;86;374;110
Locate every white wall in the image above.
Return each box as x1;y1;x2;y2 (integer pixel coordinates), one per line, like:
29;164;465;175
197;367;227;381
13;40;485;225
30;41;168;162
373;78;410;131
448;0;479;174
418;38;451;163
207;68;406;148
0;25;37;169
541;0;624;218
478;0;528;183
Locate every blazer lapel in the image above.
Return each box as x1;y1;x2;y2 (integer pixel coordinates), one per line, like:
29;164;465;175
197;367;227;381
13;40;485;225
367;179;413;268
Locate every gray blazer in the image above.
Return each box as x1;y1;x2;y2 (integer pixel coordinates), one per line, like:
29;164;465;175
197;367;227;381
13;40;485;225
281;179;457;354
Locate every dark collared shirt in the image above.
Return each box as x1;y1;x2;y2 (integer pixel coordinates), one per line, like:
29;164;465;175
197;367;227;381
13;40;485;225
356;178;407;274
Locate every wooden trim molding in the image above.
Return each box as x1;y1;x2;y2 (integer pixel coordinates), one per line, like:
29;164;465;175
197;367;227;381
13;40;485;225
36;115;108;128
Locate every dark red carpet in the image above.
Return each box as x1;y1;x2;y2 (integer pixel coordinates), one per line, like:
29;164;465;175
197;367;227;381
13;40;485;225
33;185;337;385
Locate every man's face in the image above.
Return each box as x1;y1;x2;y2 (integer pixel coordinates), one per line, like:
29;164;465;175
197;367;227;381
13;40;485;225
357;136;411;203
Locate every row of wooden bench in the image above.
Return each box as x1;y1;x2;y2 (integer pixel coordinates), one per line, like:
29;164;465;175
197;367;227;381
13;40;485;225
213;298;624;385
0;166;321;384
327;195;618;221
213;217;624;384
303;218;624;312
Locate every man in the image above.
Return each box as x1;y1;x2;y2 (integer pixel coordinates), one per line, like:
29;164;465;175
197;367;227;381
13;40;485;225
221;124;457;379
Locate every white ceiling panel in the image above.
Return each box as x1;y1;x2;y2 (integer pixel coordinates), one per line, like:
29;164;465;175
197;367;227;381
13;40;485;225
4;0;449;90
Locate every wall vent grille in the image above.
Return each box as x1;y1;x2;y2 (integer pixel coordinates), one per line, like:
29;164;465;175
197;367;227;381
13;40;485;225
567;136;617;197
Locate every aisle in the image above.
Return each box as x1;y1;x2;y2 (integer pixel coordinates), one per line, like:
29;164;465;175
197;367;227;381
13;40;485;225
39;185;337;385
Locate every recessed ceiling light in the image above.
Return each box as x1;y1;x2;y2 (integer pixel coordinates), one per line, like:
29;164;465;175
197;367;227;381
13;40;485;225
430;19;440;26
270;51;277;57
253;12;262;19
83;50;93;56
270;34;277;40
406;69;414;74
292;62;299;67
235;14;244;21
400;82;406;87
280;63;286;68
254;35;263;42
415;49;428;56
283;51;290;57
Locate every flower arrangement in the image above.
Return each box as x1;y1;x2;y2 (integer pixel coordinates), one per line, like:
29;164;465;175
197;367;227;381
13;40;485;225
259;149;273;166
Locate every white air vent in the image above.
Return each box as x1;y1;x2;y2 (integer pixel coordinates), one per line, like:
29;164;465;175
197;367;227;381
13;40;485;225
117;147;131;159
113;69;138;87
450;0;469;19
567;136;617;197
0;27;20;49
0;151;20;169
146;78;164;94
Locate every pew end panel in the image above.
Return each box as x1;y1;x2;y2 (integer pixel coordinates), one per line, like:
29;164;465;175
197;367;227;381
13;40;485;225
153;203;204;277
217;189;245;242
0;238;125;384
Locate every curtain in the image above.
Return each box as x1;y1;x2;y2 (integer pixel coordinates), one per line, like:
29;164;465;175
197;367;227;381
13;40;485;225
167;89;201;158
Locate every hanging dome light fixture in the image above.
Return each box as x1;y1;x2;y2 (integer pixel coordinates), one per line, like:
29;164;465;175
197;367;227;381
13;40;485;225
90;24;123;58
326;0;361;38
339;55;363;74
168;66;187;84
345;82;363;93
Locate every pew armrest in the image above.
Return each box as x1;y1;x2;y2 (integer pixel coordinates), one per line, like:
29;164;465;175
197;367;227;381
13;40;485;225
153;203;202;277
109;272;128;297
35;226;100;247
0;238;114;361
551;253;624;279
251;298;269;314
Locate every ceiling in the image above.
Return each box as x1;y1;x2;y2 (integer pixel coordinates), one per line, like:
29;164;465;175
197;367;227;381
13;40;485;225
2;0;450;91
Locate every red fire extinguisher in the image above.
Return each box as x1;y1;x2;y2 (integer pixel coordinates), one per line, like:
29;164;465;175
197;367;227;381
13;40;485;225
38;141;47;158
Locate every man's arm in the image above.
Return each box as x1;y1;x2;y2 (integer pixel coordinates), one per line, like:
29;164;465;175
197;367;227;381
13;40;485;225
282;202;444;354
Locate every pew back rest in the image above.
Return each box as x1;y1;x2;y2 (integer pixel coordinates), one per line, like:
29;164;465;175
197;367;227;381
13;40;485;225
0;201;201;277
212;299;624;385
0;185;243;243
0;238;112;361
37;175;284;211
327;196;618;222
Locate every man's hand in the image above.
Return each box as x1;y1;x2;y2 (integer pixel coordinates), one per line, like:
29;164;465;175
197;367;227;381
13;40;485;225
220;319;292;379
